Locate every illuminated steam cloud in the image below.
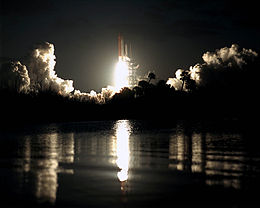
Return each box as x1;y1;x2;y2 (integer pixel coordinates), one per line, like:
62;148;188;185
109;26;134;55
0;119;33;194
26;42;116;102
26;42;74;95
166;69;186;91
202;44;257;67
0;41;115;103
73;86;116;104
0;61;30;92
167;44;258;90
27;42;115;102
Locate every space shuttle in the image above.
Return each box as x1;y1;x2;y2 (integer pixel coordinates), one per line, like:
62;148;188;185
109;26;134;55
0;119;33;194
118;33;129;60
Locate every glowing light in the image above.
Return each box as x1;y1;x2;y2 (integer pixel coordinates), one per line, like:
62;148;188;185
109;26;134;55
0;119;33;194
114;58;129;91
115;120;131;182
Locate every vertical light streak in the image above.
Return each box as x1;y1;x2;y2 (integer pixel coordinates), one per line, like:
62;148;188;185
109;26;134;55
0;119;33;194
115;120;131;182
114;58;129;91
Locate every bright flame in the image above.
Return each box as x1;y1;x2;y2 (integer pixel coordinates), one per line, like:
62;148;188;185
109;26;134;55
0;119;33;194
114;58;129;91
115;120;131;182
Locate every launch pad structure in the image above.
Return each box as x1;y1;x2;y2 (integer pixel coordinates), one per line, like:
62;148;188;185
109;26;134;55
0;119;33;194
118;34;139;88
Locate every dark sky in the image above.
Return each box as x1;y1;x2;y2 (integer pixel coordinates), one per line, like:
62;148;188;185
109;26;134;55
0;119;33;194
1;0;259;91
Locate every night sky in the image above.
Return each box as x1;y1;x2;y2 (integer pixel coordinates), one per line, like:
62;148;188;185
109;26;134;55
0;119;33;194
1;0;259;91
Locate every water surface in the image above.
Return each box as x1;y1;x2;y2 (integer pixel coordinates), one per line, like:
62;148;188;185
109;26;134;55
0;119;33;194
0;120;259;207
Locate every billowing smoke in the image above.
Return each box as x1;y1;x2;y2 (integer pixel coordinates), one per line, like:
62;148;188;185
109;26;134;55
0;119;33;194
73;86;116;104
166;69;185;91
167;44;258;91
26;42;74;95
202;44;257;68
0;42;115;103
0;61;30;92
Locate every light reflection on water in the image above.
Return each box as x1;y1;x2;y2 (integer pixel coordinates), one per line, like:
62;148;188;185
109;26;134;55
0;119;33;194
115;120;131;183
9;132;75;204
168;130;247;189
1;120;260;206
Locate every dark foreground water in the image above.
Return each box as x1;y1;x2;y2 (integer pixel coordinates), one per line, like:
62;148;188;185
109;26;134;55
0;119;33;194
0;120;260;207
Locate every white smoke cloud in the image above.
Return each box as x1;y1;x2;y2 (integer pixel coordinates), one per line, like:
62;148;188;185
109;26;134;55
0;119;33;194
26;42;74;95
0;41;116;103
166;69;185;91
167;44;258;90
0;61;30;92
189;64;201;83
73;85;116;104
202;44;257;68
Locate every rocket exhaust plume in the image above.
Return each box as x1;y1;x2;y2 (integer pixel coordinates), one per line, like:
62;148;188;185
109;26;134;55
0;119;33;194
114;59;129;91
